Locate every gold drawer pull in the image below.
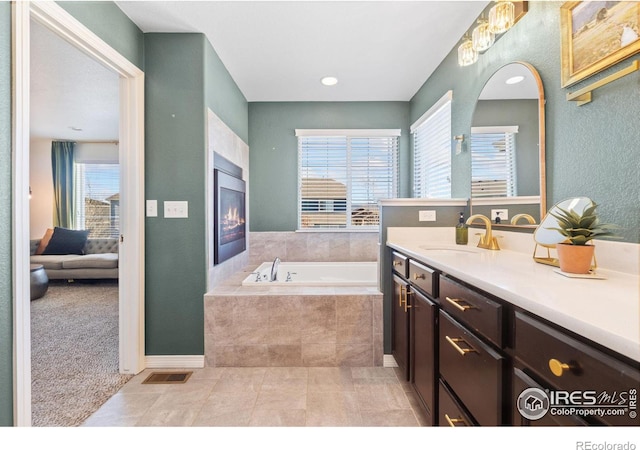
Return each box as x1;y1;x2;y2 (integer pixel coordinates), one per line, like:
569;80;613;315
393;261;402;267
549;358;572;377
445;336;477;356
444;413;468;427
413;272;426;280
445;296;476;312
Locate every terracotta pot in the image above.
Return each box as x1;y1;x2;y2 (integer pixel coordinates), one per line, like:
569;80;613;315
556;243;595;274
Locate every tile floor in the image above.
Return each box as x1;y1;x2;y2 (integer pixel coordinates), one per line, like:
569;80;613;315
82;366;429;427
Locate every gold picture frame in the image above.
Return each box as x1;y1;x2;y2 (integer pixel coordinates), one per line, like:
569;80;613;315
560;1;640;87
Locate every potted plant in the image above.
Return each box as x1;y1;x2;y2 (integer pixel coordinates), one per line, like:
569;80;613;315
547;202;620;274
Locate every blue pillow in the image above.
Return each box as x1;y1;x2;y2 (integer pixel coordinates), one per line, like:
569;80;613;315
42;227;90;255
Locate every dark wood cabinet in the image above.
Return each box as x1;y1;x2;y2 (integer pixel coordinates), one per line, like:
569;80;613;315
410;288;438;423
392;274;410;381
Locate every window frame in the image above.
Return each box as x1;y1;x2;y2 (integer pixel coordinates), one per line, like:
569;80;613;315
470;125;519;198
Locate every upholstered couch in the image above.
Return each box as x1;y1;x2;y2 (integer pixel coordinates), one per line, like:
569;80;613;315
30;238;119;280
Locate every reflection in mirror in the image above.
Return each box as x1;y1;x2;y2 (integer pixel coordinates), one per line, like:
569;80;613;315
470;62;545;227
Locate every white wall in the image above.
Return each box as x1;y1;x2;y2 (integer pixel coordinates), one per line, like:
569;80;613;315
29;139;118;239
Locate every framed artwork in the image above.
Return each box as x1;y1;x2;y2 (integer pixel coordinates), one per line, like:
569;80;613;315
560;1;640;87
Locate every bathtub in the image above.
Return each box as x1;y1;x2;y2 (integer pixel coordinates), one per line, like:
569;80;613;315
242;261;378;286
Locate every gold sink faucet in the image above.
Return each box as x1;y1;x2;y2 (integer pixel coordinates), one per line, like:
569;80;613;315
510;213;537;225
466;214;500;250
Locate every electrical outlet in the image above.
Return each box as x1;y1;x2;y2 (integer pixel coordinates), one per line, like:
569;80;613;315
146;200;158;217
419;210;436;222
164;201;189;218
491;209;509;222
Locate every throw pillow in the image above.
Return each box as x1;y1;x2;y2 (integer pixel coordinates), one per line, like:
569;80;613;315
42;227;90;255
35;228;54;255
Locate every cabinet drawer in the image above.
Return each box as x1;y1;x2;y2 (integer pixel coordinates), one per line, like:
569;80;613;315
439;380;474;427
439;275;503;348
515;312;640;426
392;252;408;278
408;260;437;297
439;311;505;426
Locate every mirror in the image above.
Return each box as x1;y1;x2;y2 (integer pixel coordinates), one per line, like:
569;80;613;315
469;62;546;227
533;197;594;267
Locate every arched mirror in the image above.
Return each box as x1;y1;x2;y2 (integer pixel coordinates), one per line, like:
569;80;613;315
469;62;546;227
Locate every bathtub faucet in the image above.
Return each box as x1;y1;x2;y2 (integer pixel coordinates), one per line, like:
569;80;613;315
270;257;281;282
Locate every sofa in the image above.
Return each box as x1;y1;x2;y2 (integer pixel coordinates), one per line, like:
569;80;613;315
30;238;119;280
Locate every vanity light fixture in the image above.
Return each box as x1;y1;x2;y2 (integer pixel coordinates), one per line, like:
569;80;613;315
457;35;478;67
472;16;494;53
321;76;338;86
488;1;516;34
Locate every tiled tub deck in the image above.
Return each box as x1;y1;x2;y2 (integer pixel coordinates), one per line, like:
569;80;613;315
204;271;383;367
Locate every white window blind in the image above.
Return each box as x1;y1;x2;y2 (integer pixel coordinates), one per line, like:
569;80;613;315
297;130;399;230
471;126;518;198
74;162;120;237
412;92;452;198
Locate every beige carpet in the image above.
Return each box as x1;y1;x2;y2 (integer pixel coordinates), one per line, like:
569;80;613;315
30;281;133;427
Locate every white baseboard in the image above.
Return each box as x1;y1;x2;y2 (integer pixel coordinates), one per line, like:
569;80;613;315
145;355;205;369
383;354;399;368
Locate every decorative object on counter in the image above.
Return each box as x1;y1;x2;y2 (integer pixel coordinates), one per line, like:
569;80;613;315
534;197;620;273
456;212;469;245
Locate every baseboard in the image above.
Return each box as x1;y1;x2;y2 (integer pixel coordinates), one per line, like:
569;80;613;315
145;355;205;369
383;354;399;368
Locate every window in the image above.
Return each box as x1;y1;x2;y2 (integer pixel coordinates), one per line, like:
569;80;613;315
470;126;518;197
296;129;399;230
74;162;120;237
412;91;452;198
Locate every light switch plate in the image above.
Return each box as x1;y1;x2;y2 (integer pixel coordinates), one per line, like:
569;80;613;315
146;200;158;217
164;201;189;218
419;210;436;222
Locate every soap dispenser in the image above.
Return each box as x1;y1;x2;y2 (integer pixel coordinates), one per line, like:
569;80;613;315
455;212;468;245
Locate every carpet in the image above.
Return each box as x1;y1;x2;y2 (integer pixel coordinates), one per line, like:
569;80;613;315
30;281;133;427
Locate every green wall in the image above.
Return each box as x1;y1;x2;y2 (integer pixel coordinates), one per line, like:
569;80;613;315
58;1;144;69
0;1;13;427
248;102;411;231
411;1;640;243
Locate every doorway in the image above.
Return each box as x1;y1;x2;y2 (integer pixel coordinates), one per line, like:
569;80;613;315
12;2;145;426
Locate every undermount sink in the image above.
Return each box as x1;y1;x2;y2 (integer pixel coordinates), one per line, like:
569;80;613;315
418;245;481;254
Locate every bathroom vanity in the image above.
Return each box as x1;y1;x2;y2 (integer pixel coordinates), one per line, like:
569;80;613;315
387;228;640;427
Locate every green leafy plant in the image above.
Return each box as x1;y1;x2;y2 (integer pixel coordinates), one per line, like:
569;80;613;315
547;203;620;245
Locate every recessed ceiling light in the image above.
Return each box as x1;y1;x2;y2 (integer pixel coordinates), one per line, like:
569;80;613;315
69;126;83;131
505;75;525;85
321;76;338;86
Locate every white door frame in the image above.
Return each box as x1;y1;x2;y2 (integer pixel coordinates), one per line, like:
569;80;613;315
12;1;145;426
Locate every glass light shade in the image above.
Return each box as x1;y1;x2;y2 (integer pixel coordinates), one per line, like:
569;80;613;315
472;21;495;52
488;1;515;34
458;39;478;67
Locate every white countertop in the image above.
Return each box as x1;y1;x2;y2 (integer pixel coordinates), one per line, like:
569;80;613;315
387;228;640;363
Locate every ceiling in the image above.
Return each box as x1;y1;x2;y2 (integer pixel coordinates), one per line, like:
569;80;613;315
30;1;492;140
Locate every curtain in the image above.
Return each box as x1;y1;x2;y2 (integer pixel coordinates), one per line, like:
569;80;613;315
51;141;76;228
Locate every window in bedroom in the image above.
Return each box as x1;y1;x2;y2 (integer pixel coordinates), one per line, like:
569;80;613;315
296;129;400;230
412;91;452;198
470;126;518;197
74;149;120;238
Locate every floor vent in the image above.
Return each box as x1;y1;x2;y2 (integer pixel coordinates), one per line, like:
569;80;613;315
142;371;193;384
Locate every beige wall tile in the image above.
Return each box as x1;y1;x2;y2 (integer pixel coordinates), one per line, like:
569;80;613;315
301;343;337;367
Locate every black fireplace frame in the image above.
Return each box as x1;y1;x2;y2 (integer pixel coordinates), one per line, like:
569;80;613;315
213;155;246;265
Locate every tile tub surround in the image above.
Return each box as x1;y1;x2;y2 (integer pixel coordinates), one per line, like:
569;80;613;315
205;269;383;367
249;231;379;265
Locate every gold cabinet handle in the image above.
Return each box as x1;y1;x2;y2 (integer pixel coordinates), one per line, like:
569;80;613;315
399;285;406;307
413;272;426;280
404;291;412;313
445;336;477;356
445;296;476;312
549;358;571;377
444;413;468;427
392;260;402;267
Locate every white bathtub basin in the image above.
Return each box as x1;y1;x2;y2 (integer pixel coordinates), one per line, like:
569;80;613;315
242;261;378;286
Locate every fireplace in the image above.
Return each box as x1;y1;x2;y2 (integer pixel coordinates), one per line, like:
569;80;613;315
214;168;246;264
